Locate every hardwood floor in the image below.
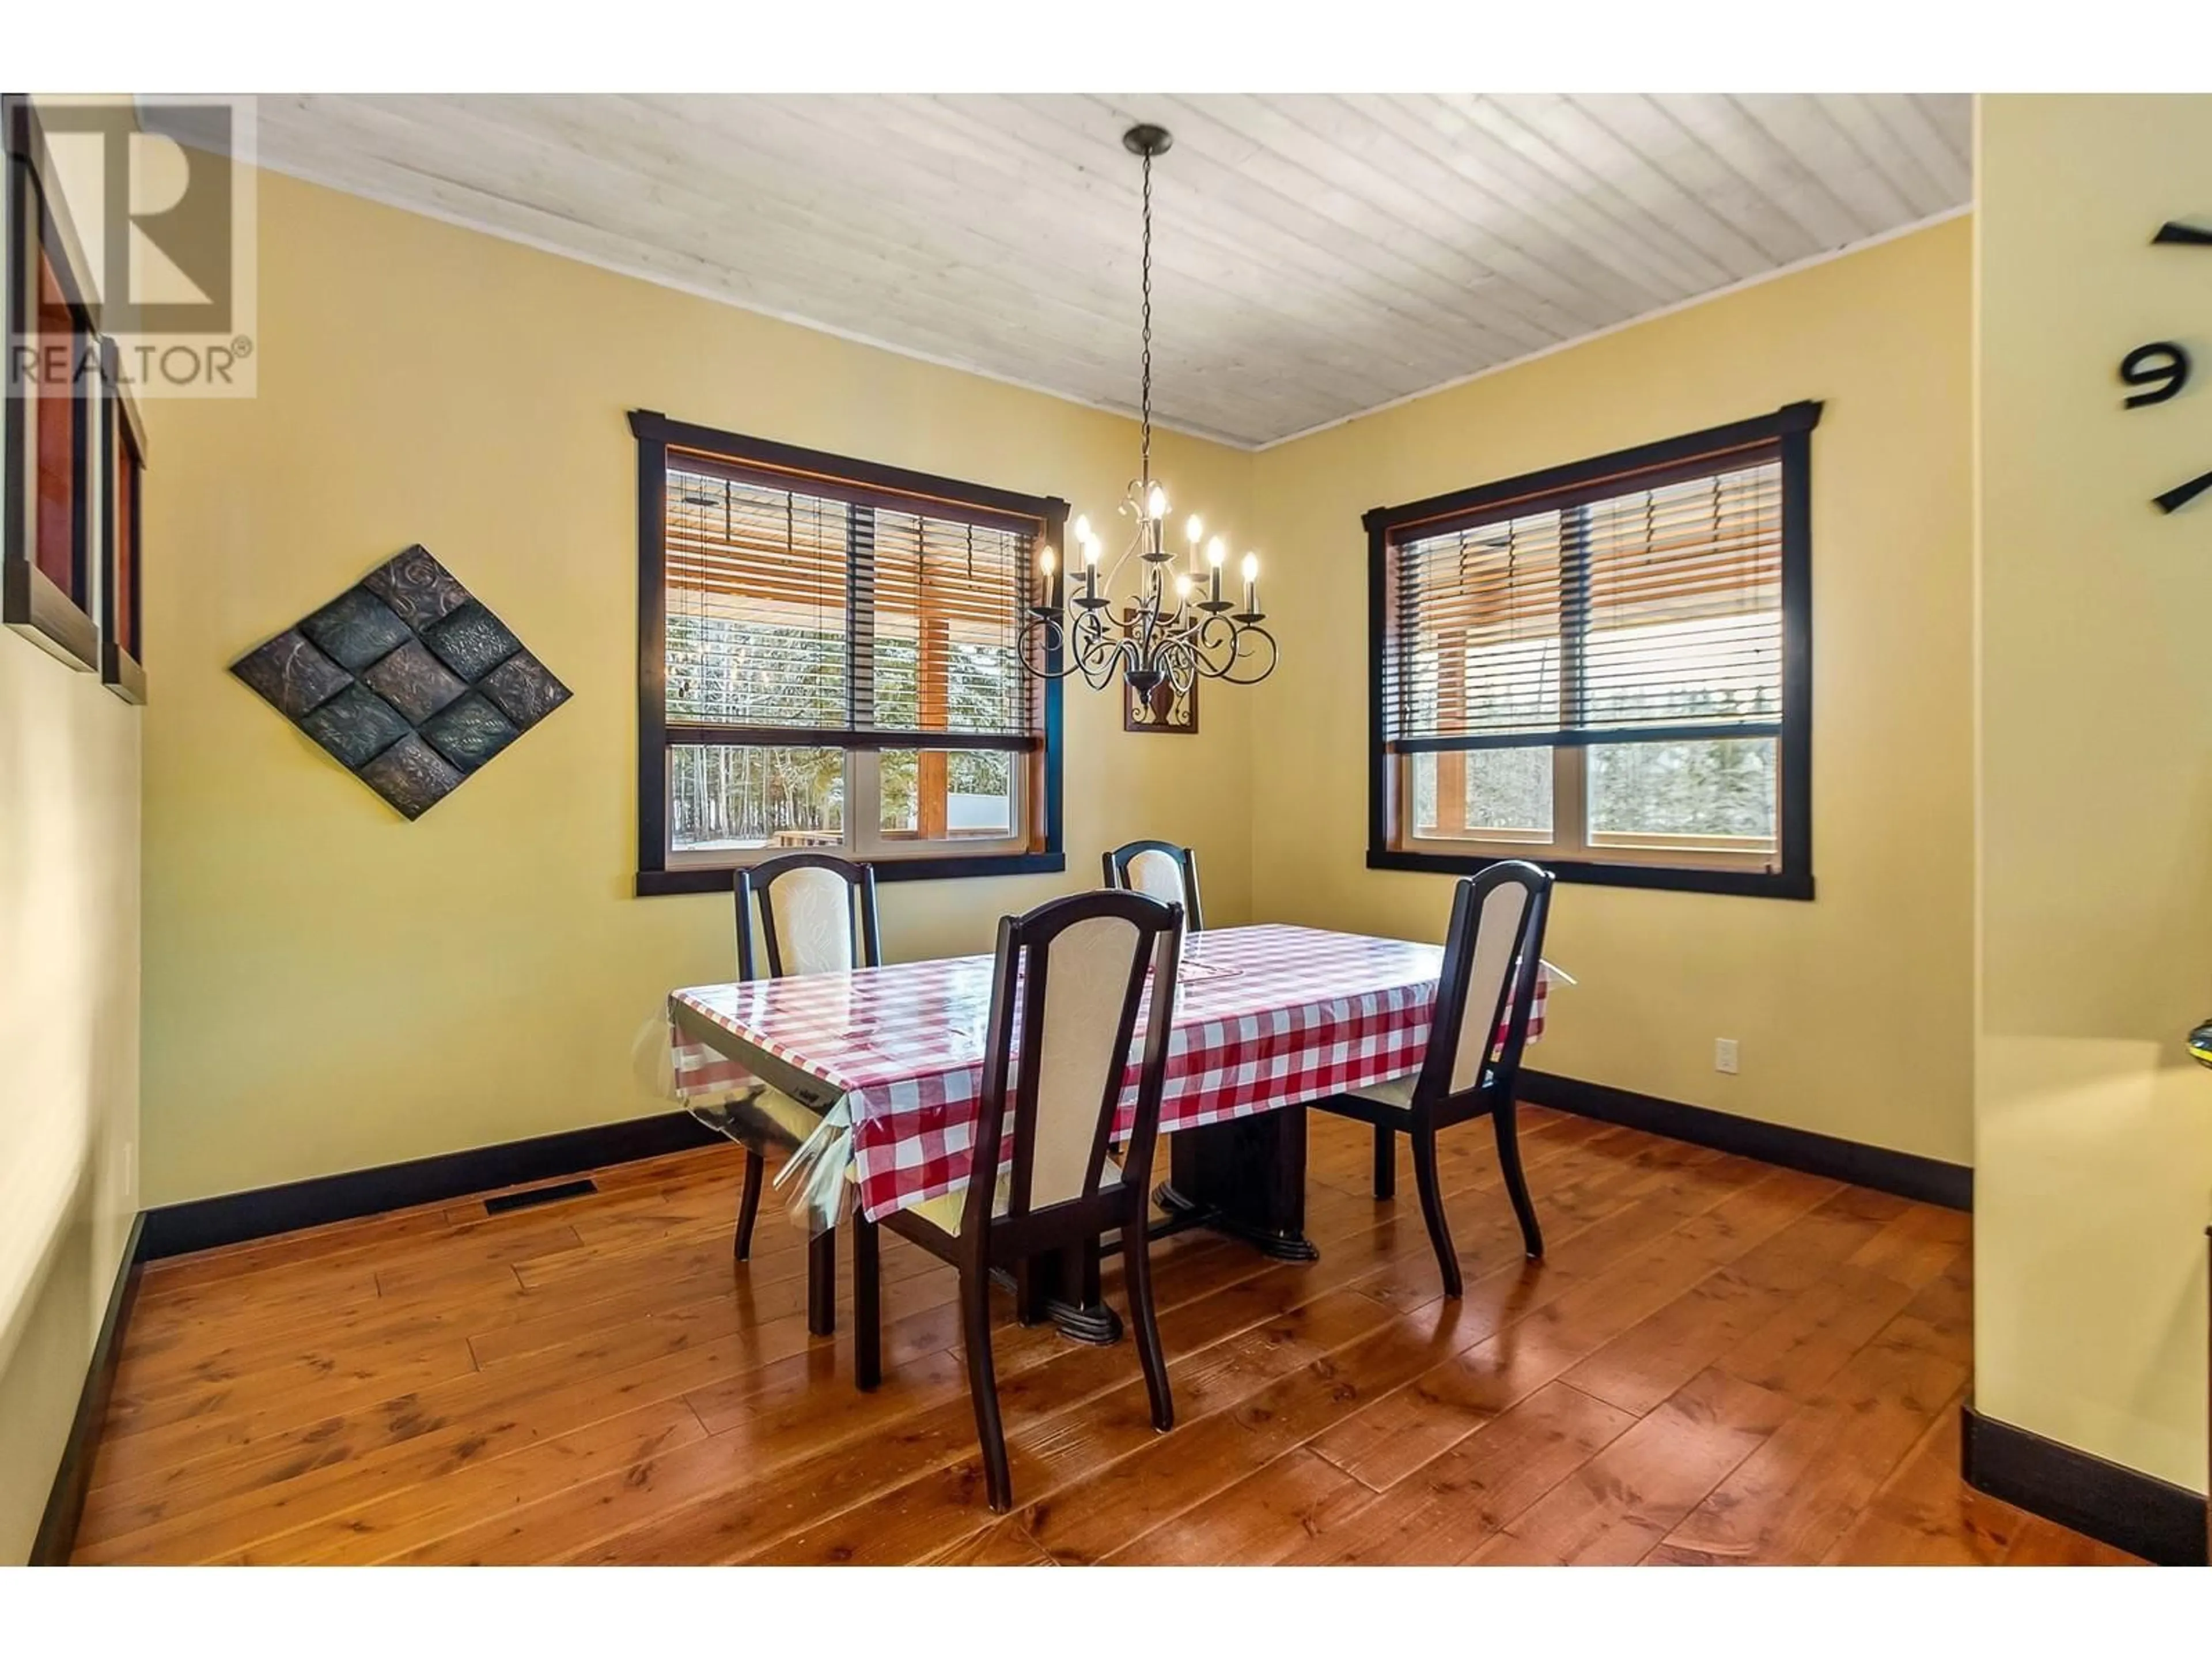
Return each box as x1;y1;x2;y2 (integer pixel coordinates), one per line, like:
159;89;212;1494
74;1108;2141;1566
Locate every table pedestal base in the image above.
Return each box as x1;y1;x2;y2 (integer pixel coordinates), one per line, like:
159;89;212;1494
997;1256;1125;1346
1153;1181;1320;1262
1156;1106;1320;1262
1041;1295;1123;1345
988;1108;1321;1347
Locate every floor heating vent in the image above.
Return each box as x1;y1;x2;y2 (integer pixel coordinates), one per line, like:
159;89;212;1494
483;1177;600;1215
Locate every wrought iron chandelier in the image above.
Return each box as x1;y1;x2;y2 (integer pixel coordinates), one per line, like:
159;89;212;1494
1020;123;1277;700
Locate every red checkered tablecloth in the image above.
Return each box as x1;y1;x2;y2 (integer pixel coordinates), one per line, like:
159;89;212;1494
666;923;1546;1224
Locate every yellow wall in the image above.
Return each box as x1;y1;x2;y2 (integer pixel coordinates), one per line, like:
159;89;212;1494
1249;218;1977;1167
0;632;141;1561
1974;95;2212;1493
138;168;1253;1206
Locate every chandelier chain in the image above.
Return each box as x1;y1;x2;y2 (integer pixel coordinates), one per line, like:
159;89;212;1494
1139;145;1153;486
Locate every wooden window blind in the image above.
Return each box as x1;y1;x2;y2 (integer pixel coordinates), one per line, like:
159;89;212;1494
1384;445;1784;753
662;449;1041;752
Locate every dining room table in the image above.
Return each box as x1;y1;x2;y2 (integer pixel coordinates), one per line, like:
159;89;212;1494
664;921;1547;1343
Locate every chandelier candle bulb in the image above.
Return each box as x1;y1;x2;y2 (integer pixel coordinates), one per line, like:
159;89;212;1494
1039;545;1060;612
1242;552;1260;616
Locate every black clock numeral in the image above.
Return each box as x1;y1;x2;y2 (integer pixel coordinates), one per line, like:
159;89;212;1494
2122;342;2191;407
2155;469;2212;515
2140;224;2209;513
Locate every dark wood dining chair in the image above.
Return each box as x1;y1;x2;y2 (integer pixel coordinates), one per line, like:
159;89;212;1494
729;853;884;1335
1313;859;1554;1298
850;888;1184;1513
1102;838;1204;931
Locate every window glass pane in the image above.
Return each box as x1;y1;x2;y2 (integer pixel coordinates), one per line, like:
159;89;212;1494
670;744;844;853
1411;748;1552;838
880;748;1016;841
1469;747;1554;834
1588;737;1777;843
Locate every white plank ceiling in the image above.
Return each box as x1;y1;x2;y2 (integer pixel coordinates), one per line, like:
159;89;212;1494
235;94;1972;448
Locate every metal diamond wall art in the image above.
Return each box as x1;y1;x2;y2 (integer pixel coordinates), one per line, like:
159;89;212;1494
230;545;571;819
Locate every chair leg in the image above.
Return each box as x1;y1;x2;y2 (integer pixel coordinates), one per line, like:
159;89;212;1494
1372;1122;1396;1199
853;1213;881;1391
1124;1219;1175;1433
960;1263;1013;1512
1493;1100;1544;1260
1410;1125;1464;1299
807;1226;837;1337
733;1147;766;1261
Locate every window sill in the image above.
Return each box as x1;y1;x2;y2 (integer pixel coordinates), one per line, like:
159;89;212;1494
1366;846;1812;901
637;850;1066;897
4;561;100;672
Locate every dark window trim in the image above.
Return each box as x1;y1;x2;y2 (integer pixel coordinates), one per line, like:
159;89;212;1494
99;336;147;703
1365;402;1821;902
630;409;1066;896
2;101;101;672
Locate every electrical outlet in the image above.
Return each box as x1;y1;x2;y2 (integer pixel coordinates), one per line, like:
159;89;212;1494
1714;1038;1740;1075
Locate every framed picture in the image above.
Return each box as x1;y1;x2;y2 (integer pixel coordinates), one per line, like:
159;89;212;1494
1125;673;1198;734
2;97;100;671
100;339;146;702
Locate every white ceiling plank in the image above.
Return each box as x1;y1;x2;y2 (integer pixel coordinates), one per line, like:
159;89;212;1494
240;94;1972;447
1333;92;1669;319
1649;94;1871;251
1487;94;1778;285
1725;94;1914;241
757;94;1437;399
1424;94;1728;301
1128;92;1571;353
976;93;1552;387
1571;94;1822;270
1812;94;1954;220
1883;94;1976;206
1221;93;1613;341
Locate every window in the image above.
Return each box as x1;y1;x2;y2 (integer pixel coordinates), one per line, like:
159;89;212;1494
631;411;1066;895
1368;403;1819;899
3;100;101;671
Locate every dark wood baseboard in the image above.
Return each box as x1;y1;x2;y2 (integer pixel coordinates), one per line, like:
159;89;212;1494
1961;1403;2209;1566
1516;1070;1972;1212
29;1214;145;1566
138;1109;725;1261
